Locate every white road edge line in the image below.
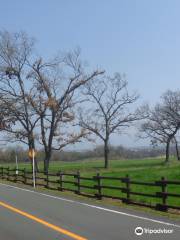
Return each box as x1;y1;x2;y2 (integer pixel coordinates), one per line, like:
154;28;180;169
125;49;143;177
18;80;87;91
0;182;180;228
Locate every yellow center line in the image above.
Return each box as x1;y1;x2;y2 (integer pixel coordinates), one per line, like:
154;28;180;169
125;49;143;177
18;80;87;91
0;201;87;240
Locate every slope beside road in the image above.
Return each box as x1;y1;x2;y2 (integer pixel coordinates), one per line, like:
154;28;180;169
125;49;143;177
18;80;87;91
0;182;179;240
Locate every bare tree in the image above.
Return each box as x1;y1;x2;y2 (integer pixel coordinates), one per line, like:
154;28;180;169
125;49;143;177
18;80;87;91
0;31;103;172
0;31;39;169
28;50;103;172
140;90;180;163
79;73;141;168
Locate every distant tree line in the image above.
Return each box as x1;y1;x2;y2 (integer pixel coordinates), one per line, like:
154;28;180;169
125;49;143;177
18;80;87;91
0;31;180;170
0;145;179;164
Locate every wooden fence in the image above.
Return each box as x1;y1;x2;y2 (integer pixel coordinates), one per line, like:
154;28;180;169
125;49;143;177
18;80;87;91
0;166;180;212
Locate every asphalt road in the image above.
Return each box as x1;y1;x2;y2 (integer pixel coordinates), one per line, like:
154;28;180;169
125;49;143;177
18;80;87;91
0;182;179;240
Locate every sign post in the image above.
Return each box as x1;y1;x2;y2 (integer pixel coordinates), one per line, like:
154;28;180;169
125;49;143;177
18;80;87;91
29;149;36;188
32;149;35;188
15;152;18;175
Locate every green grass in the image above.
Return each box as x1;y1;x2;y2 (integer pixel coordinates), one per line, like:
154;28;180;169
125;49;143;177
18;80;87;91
1;157;180;209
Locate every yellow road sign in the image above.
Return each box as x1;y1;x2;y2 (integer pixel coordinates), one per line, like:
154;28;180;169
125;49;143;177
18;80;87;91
28;149;36;159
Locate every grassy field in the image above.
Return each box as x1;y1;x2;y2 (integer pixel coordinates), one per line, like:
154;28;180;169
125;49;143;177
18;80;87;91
1;157;180;208
1;156;180;180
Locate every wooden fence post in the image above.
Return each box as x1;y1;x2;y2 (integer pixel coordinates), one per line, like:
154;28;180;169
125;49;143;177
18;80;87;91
7;167;10;181
58;171;63;191
122;174;130;204
95;173;102;200
75;171;80;194
24;168;27;184
46;172;49;189
0;167;3;178
126;174;130;203
156;177;168;211
162;177;167;206
1;167;3;179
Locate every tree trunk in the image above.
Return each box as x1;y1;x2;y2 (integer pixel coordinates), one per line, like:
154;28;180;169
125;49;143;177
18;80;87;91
165;139;170;163
165;128;179;163
104;140;109;169
174;138;180;161
34;157;39;172
44;158;49;174
44;151;51;173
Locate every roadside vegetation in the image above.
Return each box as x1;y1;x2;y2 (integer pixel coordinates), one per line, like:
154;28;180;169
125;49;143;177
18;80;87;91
1;157;180;208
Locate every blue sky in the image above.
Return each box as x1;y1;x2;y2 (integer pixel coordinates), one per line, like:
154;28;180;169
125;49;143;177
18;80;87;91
0;0;180;148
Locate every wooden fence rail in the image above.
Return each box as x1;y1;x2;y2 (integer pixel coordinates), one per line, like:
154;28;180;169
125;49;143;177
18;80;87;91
0;166;179;212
